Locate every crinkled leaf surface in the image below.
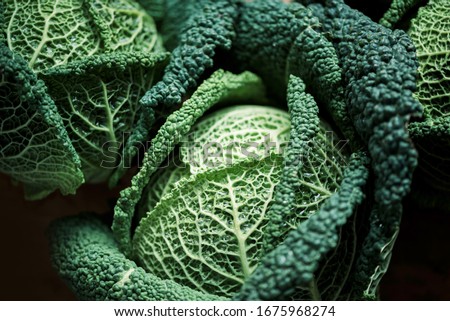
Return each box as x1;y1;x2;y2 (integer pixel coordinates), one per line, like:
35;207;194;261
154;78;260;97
139;0;238;113
48;213;223;300
296;0;421;298
235;76;355;300
379;0;425;28
133;156;284;297
232;0;361;151
0;43;84;200
133;100;349;298
408;0;450;193
141;105;291;218
112;70;267;254
2;0;164;187
236;152;369;300
138;163;190;219
409;0;450;120
86;0;161;52
181;105;291;175
281;122;348;239
3;0;160;72
42;52;169;183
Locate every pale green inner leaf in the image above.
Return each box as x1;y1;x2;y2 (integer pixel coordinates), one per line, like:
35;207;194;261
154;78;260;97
43;55;161;182
133;156;283;297
409;0;450;119
133;106;348;297
181;105;291;175
3;0;160;72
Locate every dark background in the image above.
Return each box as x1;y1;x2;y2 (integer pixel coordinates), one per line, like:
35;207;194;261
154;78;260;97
2;0;448;301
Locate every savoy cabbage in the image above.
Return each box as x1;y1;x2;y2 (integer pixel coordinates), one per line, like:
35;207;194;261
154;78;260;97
2;0;445;301
133;105;348;298
49;70;369;300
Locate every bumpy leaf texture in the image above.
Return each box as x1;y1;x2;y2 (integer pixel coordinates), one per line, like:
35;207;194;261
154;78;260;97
295;0;422;298
180;106;291;175
231;0;361;148
112;0;241;186
0;42;84;199
379;0;426;28
48;213;223;300
133;73;351;297
406;0;450;207
138;105;292;218
261;75;349;254
42;52;168;183
3;0;160;72
112;70;267;255
137;104;288;218
298;0;421;199
235;75;365;300
132;101;348;298
140;0;239;113
2;0;164;187
133;156;285;298
236;152;368;300
50;74;359;300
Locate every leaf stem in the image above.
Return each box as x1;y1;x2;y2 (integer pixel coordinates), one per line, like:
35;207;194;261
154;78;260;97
309;279;322;301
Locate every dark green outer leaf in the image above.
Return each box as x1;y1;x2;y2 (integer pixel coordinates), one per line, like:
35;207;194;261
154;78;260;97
409;120;450;194
299;0;421;205
115;0;239;187
298;0;422;299
0;42;84;199
379;0;426;28
140;0;239;112
231;0;360;149
262;75;316;252
48;213;224;300
261;75;355;300
350;203;401;299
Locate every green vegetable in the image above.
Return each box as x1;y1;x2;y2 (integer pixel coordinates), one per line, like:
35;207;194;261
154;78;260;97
236;75;367;301
41;52;168;183
49;72;368;300
0;42;83;200
1;0;166;190
48;213;222;300
237;153;368;300
232;0;360;148
50;69;270;300
139;0;238;113
380;0;426;28
113;70;267;254
132;102;348;298
40;0;426;301
134;155;286;298
3;0;160;72
297;0;422;299
404;0;450;208
111;0;240;186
